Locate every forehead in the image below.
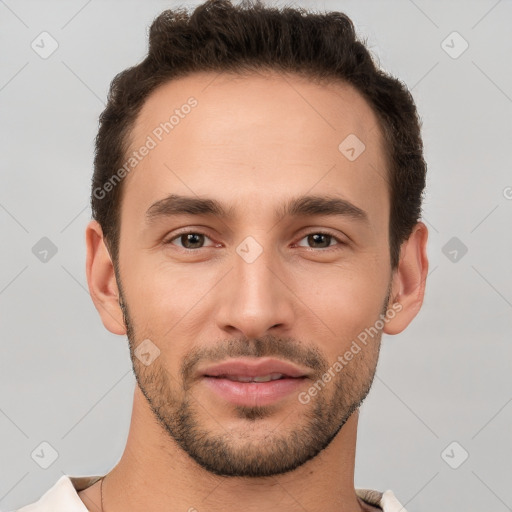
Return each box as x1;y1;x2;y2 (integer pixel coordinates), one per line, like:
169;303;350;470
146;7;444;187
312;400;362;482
122;70;389;228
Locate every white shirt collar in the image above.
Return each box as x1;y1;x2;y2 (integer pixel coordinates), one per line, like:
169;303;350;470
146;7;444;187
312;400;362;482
15;474;407;512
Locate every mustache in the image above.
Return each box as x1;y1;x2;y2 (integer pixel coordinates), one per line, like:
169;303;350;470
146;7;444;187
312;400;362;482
181;334;328;383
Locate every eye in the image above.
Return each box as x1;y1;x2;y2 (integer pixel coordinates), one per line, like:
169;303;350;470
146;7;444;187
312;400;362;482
164;230;345;252
165;231;217;250
295;232;345;250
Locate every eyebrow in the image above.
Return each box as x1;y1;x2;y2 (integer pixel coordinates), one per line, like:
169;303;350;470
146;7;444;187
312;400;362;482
145;193;369;225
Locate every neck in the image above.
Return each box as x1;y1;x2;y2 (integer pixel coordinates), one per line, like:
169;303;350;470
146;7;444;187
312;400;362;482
99;386;367;512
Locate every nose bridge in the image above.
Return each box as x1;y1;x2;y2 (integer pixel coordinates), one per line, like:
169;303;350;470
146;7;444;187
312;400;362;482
217;236;293;337
236;239;276;301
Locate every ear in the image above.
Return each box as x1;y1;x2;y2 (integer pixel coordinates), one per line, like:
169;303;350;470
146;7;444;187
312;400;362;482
85;220;126;335
383;221;429;335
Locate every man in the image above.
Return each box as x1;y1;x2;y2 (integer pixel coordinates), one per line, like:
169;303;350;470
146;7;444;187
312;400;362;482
16;0;428;510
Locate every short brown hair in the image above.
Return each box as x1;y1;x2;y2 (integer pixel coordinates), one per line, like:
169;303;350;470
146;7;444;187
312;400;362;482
91;0;426;270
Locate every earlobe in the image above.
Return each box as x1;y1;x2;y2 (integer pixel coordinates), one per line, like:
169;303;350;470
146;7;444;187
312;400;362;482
85;220;127;335
383;221;429;335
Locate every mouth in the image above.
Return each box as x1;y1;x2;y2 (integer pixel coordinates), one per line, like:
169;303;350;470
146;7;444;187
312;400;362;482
201;375;307;407
205;372;294;383
199;358;309;406
200;357;309;379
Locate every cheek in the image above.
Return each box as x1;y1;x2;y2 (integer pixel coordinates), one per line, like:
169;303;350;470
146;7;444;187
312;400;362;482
122;256;219;327
122;263;206;374
295;256;389;344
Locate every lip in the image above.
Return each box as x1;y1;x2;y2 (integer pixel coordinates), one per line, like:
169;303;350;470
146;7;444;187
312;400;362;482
202;376;307;407
200;357;310;379
199;357;310;407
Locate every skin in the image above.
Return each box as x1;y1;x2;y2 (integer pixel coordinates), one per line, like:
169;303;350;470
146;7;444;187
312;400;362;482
81;70;428;512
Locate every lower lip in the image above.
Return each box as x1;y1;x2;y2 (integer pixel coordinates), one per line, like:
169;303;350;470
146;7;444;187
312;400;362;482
202;376;307;406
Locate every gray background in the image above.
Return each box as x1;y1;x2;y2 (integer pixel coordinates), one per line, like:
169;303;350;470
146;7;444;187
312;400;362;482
1;0;511;510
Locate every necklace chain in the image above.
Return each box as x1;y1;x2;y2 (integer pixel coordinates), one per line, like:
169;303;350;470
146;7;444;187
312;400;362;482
100;476;105;512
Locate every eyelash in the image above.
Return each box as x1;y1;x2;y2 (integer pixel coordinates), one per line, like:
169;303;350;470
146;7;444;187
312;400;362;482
164;230;346;252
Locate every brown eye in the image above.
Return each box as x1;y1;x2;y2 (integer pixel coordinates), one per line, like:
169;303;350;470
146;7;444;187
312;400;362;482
180;233;204;249
297;232;341;250
167;232;214;249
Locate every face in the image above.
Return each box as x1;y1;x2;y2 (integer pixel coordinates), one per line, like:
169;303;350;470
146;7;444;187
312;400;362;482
114;71;394;477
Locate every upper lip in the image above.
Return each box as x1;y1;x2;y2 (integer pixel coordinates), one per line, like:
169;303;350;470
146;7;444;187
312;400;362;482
201;358;309;378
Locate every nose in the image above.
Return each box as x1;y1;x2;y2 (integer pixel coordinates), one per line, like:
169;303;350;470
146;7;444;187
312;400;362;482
215;239;295;340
